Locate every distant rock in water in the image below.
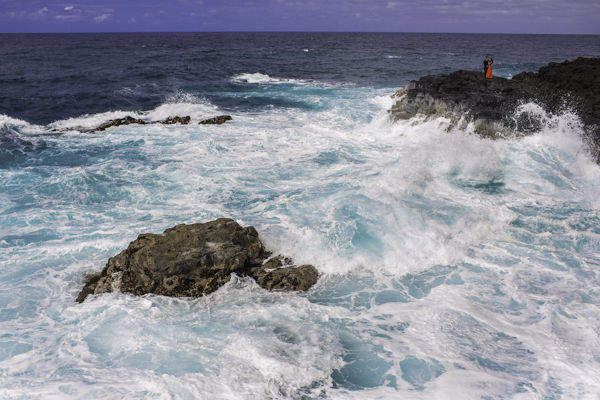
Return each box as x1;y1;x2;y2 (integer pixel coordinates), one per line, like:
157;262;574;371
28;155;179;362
198;115;232;125
89;115;191;133
162;116;192;125
49;115;193;133
76;218;318;303
389;57;600;161
92;115;150;132
51;115;234;134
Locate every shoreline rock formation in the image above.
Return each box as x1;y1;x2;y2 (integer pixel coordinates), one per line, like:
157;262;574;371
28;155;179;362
389;57;600;160
76;218;318;303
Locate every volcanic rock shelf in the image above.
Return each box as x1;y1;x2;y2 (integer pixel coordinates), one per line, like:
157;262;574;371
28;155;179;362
389;57;600;161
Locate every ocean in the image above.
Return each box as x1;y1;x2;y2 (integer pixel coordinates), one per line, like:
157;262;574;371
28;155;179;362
1;32;600;399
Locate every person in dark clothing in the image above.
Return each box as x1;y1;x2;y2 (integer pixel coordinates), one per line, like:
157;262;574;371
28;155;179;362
484;57;489;75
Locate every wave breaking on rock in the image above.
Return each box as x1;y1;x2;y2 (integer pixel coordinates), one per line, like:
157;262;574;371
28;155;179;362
76;218;318;303
389;57;600;160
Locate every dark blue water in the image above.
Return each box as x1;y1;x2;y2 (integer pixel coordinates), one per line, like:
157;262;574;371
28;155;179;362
1;33;599;124
1;33;600;399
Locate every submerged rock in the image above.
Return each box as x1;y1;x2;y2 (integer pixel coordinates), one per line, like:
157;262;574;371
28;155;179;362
76;218;318;303
198;115;232;125
389;57;600;159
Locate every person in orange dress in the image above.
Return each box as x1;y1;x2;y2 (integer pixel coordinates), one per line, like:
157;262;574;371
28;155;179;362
486;58;493;78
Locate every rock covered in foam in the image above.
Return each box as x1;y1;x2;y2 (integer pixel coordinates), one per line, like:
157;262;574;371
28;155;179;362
389;57;600;159
53;114;233;134
76;218;318;303
90;115;191;132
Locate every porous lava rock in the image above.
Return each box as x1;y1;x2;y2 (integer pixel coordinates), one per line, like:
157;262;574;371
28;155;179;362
93;115;149;132
76;218;318;303
389;57;600;160
249;256;319;292
198;115;232;125
162;116;192;125
51;115;197;134
89;115;191;133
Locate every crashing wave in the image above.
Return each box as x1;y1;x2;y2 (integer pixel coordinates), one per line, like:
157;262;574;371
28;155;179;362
388;57;600;161
231;72;309;85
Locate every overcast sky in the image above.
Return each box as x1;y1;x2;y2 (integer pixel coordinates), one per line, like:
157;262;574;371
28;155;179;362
1;0;599;34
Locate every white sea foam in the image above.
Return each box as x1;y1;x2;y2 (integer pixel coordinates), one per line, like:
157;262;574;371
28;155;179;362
0;114;48;135
164;91;212;105
0;275;345;399
231;72;310;85
46;96;222;132
0;114;30;128
2;83;600;398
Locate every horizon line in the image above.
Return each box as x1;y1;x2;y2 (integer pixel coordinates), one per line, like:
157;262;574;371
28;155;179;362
1;31;599;35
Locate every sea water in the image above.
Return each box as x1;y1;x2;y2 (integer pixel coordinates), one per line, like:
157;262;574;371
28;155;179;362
1;33;600;399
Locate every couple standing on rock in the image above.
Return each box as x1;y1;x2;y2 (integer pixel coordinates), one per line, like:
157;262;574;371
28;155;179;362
484;56;494;78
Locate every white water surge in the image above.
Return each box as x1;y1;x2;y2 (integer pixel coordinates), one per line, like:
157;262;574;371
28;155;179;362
1;76;599;399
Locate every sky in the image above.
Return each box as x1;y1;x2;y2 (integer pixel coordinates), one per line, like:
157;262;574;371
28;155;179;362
0;0;599;34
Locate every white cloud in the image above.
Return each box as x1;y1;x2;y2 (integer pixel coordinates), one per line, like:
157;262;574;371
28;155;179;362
94;13;111;21
27;7;49;20
64;6;74;11
54;14;81;21
7;11;26;18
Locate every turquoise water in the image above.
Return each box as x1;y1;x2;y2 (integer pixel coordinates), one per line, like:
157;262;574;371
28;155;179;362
1;33;600;399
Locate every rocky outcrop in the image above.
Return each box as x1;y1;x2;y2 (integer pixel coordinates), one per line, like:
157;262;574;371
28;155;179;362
76;218;318;303
50;115;192;133
89;114;232;131
53;114;233;134
389;57;600;158
163;116;192;125
90;115;191;133
198;115;232;125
